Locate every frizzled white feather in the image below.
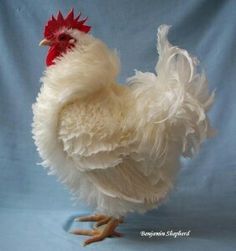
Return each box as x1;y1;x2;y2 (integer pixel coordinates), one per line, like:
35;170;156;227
32;25;214;217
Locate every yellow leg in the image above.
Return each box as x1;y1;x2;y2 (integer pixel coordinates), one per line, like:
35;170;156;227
71;215;123;246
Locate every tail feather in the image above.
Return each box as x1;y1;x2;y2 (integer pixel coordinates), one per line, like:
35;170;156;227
129;25;215;158
156;25;215;156
156;25;215;109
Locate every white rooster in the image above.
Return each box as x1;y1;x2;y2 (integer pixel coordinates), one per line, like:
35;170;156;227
32;10;215;245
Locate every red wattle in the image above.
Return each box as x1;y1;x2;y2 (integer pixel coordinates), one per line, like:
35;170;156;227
46;46;61;66
46;43;74;66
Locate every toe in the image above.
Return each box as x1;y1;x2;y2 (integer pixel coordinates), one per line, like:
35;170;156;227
95;217;111;227
84;235;105;246
112;230;123;237
77;214;106;222
70;229;95;236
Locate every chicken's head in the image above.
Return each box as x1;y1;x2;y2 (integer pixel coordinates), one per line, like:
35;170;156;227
39;9;91;66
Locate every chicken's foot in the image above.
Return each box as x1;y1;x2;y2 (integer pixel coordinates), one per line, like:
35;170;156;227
71;215;123;246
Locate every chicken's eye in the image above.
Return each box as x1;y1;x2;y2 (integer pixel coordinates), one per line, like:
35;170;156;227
58;33;69;41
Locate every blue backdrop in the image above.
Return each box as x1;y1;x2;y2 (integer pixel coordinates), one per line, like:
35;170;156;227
0;0;235;250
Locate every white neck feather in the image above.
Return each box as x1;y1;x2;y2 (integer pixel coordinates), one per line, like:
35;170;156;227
41;34;120;102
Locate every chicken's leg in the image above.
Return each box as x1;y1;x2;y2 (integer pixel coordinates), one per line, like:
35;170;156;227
71;215;123;246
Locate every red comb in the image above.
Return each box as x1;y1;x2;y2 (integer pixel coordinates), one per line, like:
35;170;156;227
44;9;91;39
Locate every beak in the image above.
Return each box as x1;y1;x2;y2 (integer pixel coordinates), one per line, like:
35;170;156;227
39;38;51;46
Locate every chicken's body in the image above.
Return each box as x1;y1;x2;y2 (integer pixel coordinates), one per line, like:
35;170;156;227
57;80;180;217
33;12;214;245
